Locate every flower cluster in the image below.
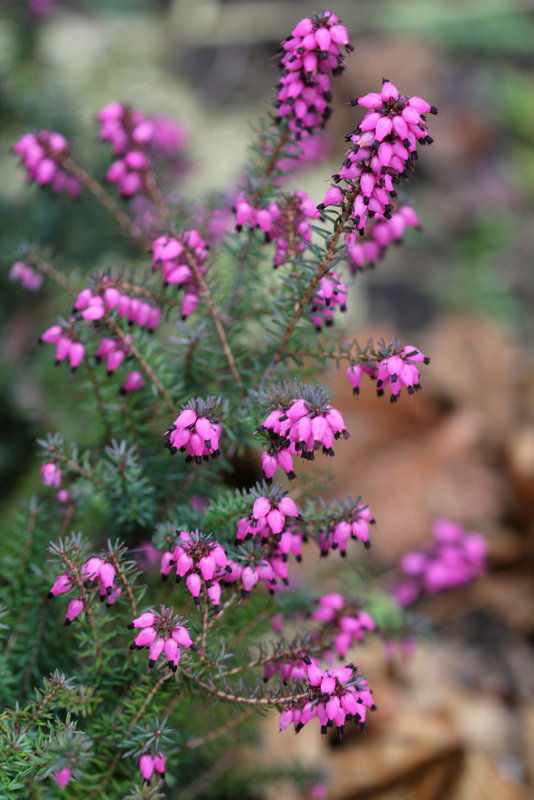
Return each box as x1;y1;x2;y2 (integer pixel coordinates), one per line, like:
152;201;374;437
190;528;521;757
321;80;436;232
311;594;377;658
53;767;71;789
237;483;301;542
161;530;228;609
139;752;166;784
48;556;121;625
275;11;352;140
13;130;80;197
309;270;348;330
98;103;154;197
255;385;349;477
152;230;208;319
279;663;374;737
164;398;222;463
39;324;86;372
317;497;375;556
234;190;320;267
9;260;43;291
40;461;62;488
392;518;487;607
127;607;195;671
344;205;420;273
345;341;430;402
73;285;162;331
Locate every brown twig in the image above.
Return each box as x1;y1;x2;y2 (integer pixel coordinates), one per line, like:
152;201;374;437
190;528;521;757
201;584;209;652
109;551;137;619
184;252;245;392
62;155;150;250
104;316;176;415
266;186;358;376
83;356;113;441
144;170;174;229
18;679;63;737
182;669;308;707
26;252;76;293
49;450;105;487
185;708;253;749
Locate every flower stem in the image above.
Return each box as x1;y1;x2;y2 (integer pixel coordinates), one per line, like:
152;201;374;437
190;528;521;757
62;155;150;250
267;186;358;376
104;316;176;415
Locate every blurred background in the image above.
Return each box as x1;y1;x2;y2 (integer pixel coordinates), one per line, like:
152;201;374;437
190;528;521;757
1;0;534;798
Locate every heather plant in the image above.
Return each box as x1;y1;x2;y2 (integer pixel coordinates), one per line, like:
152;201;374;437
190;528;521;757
0;9;485;799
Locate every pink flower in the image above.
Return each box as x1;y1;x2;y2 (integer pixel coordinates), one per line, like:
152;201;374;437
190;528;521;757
120;370;145;394
160;530;228;610
164;398;222;463
344;206;420;273
65;597;84;626
281;663;375;737
139;754;154;783
275;12;353;141
237;483;301;544
375;344;430;402
317;497;375;556
255;384;349;462
309;271;347;331
9;261;43;291
53;767;72;788
14;130;80;197
40;461;61;488
320;82;436;233
392;518;487;606
129;606;195;671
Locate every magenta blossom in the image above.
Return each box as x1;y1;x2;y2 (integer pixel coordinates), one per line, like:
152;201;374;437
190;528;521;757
53;767;72;788
392;518;487;606
160;530;228;610
255;384;349;461
40;461;61;488
128;606;195;671
275;11;353;140
164;397;222;463
320;81;436;233
13;130;80;197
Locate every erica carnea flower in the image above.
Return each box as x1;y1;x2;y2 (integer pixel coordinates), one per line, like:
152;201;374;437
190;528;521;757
311;594;376;658
9;261;43;291
375;343;429;402
309;270;348;331
120;370;145;394
392;518;487;606
41;461;62;488
164;398;222;463
13;130;80;197
234;190;320;268
255;384;349;462
237;482;301;542
160;530;228;609
344;205;420;273
127;606;195;671
152;229;208;319
275;11;353;140
139;751;165;783
72;285;162;330
279;662;374;737
317;497;375;556
320;81;436;233
53;767;72;789
47;556;121;626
